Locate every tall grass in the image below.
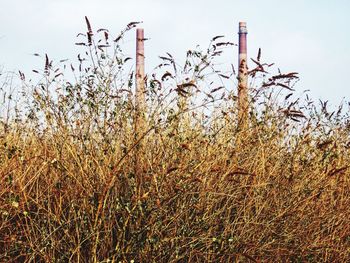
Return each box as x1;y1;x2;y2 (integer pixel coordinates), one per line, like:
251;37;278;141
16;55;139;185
1;19;350;262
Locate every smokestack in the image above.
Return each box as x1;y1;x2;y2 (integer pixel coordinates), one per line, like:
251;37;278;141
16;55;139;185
136;28;145;112
238;22;248;127
134;28;146;194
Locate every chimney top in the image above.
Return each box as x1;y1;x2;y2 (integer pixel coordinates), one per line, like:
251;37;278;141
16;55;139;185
239;22;248;34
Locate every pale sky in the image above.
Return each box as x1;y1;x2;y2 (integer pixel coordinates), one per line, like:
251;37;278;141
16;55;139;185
0;0;349;106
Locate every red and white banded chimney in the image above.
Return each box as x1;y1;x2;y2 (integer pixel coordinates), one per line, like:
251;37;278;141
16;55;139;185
238;22;248;126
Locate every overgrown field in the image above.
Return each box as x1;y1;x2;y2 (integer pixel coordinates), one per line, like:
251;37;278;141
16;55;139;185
1;20;350;262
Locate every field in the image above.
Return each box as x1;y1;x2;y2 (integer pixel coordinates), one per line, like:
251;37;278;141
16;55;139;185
1;21;350;262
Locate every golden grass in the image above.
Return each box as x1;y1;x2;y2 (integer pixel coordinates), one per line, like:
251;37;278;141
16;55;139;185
1;109;350;262
1;20;350;262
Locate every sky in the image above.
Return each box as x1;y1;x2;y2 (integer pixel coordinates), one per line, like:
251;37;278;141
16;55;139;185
0;0;349;106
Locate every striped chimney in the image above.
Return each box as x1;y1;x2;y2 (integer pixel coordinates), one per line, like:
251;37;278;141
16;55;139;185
136;28;145;112
134;28;146;193
238;22;248;127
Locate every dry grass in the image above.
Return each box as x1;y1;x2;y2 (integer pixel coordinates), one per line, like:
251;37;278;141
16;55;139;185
1;20;350;262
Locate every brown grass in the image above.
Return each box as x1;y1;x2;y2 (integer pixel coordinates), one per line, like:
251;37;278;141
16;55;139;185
1;20;350;262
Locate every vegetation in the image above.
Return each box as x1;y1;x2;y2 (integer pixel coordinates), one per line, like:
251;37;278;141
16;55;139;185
1;19;350;262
